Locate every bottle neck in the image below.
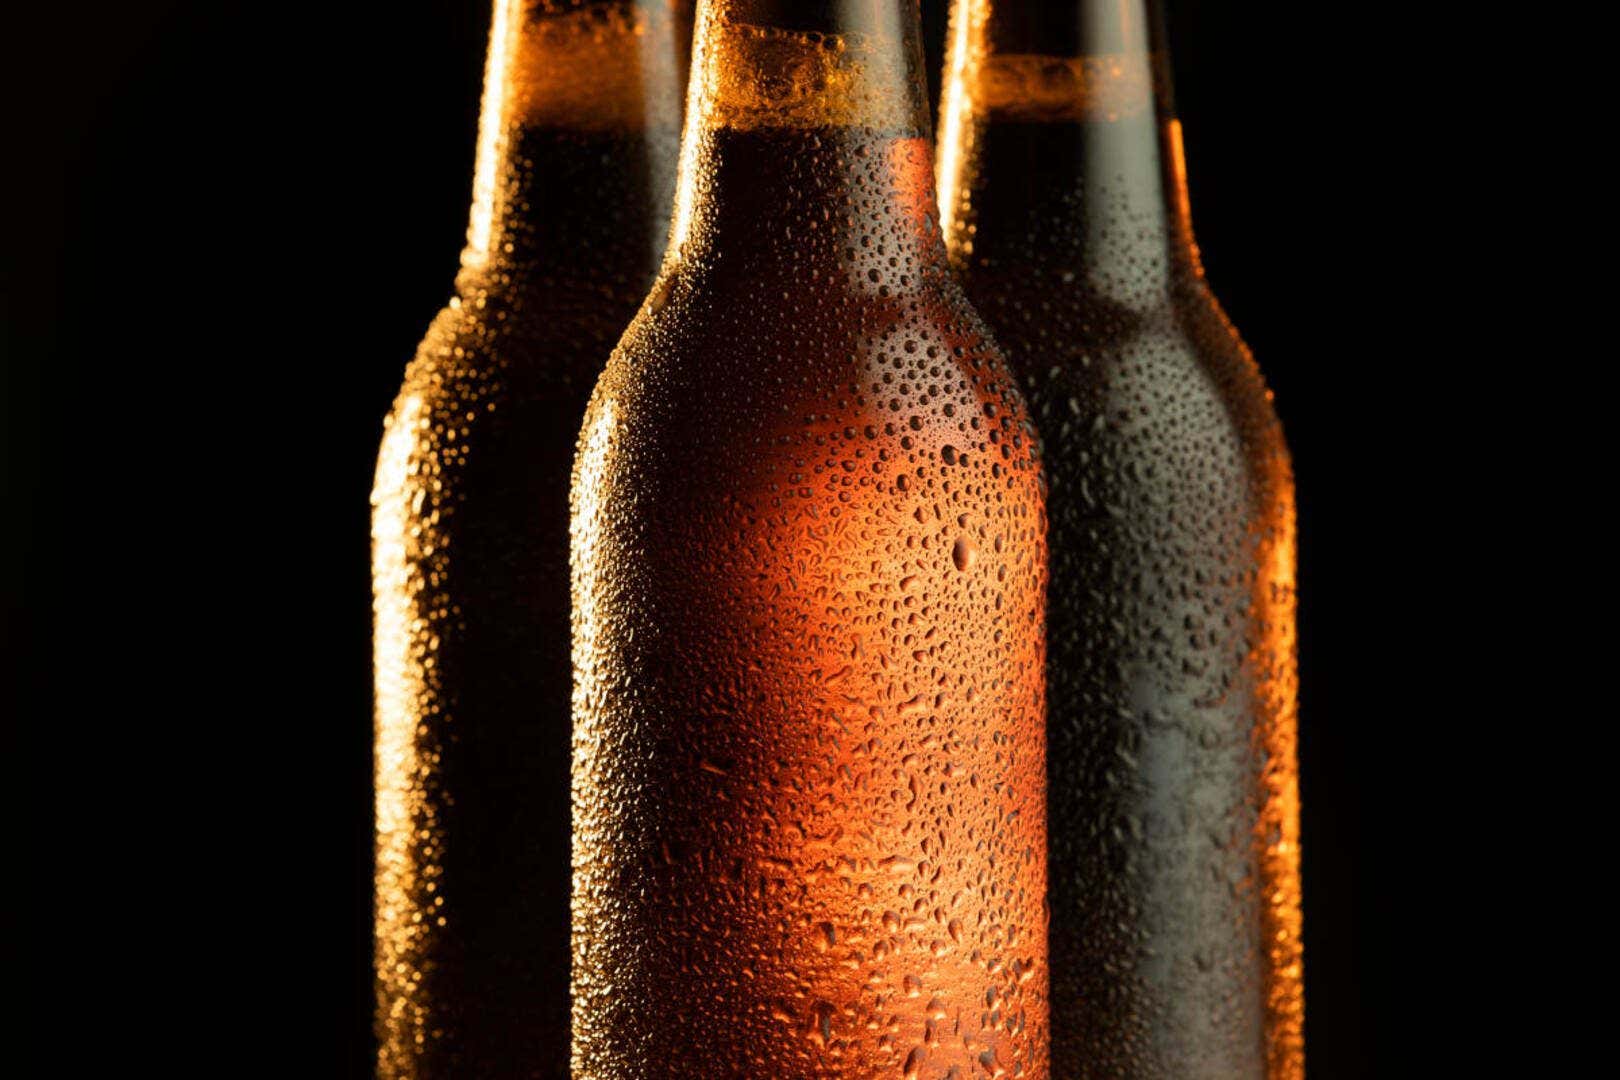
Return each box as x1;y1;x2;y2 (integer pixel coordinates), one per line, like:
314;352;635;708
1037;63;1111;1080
937;0;1201;298
666;0;948;288
460;0;691;287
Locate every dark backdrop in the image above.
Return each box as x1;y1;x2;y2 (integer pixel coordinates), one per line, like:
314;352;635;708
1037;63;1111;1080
10;1;1461;1073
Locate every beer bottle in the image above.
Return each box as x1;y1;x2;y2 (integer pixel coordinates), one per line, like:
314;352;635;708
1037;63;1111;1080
370;2;691;1075
571;1;1049;1075
936;2;1301;1076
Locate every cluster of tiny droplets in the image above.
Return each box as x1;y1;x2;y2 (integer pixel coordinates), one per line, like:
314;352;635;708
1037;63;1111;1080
943;61;1301;1079
371;3;687;1075
572;17;1050;1078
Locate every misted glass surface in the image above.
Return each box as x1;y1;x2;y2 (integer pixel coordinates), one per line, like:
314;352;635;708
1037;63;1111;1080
571;1;1050;1076
371;2;692;1075
938;1;1303;1076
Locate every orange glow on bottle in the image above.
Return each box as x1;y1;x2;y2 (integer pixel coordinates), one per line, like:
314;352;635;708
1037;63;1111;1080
571;2;1050;1076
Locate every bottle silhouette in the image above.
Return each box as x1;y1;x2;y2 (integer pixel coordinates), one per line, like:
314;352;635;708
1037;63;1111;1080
936;1;1302;1076
570;1;1049;1075
370;2;691;1075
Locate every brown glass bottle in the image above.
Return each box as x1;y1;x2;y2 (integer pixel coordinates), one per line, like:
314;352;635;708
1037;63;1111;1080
937;2;1302;1076
571;1;1049;1075
370;2;691;1075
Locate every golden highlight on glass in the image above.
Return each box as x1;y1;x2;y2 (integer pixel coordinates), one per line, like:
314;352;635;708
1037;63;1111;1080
371;2;691;1075
571;1;1049;1076
938;1;1303;1076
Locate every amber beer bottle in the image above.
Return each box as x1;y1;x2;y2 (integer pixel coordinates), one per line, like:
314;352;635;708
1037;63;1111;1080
571;0;1050;1075
937;2;1301;1076
370;2;691;1074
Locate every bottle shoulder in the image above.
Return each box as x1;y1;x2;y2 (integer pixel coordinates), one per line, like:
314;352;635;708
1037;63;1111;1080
381;274;642;415
955;273;1291;518
372;284;630;504
596;273;1028;419
576;273;1045;508
965;267;1281;423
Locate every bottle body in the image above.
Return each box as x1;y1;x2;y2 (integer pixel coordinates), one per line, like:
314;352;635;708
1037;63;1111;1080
371;2;690;1075
938;3;1302;1076
973;236;1301;1080
572;4;1050;1076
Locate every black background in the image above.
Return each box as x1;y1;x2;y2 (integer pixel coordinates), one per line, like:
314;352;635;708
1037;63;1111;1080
9;1;1472;1073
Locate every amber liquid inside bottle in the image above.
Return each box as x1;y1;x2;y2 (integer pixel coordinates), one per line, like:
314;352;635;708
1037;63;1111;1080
938;2;1302;1077
370;2;691;1075
571;2;1049;1076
